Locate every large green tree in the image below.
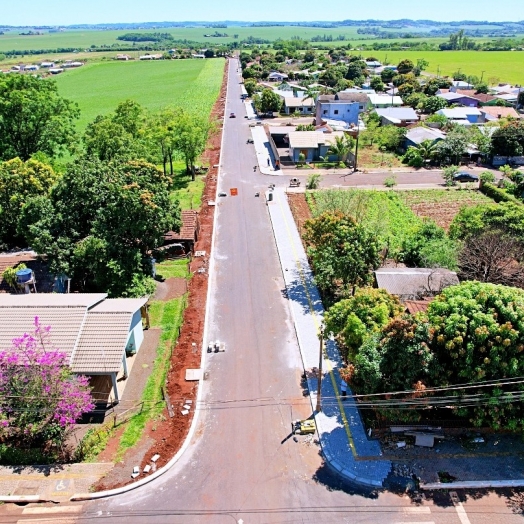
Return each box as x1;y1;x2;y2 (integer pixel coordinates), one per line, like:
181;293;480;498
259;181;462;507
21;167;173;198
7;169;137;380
324;287;404;360
0;74;79;161
253;88;282;114
303;212;380;304
21;158;180;297
0;158;58;248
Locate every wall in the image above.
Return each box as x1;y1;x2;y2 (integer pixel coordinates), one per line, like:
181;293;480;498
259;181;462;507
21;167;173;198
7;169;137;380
316;102;359;126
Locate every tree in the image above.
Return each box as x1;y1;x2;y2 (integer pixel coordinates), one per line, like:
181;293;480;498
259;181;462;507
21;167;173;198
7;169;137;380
491;121;524;157
423;78;452;96
442;165;460;186
402;220;458;270
458;228;524;287
303;212;380;303
345;61;366;85
415;139;440;164
404;92;427;109
145;108;177;176
0;158;58;248
172;109;212;179
0;318;94;449
324;287;404;360
427;282;524;431
243;78;259;97
319;65;346;87
253;88;282;114
380;68;396;83
327;134;355;165
397;59;414;74
422;96;448;114
437;129;468;165
0;74;79;161
376;126;405;152
22;158;180;297
370;76;384;92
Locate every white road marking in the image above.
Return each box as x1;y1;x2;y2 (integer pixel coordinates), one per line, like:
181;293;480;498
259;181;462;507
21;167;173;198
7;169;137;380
17;519;77;524
402;507;432;514
450;490;472;524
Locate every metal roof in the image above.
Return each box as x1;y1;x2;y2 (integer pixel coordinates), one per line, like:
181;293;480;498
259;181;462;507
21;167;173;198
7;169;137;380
405;127;446;145
368;94;403;106
284;97;314;108
375;107;418;121
0;293;107;308
288;131;327;149
375;268;459;299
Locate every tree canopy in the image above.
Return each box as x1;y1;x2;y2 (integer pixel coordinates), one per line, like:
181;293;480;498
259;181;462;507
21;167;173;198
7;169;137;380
0;74;79;161
21;158;180;297
303;212;380;304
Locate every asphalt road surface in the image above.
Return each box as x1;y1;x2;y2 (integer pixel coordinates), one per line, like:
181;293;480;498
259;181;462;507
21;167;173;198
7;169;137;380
2;58;521;524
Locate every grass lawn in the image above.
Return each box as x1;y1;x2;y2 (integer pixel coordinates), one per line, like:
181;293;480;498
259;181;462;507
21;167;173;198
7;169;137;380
155;259;190;281
53;58;224;131
357;145;404;170
370;50;524;85
115;295;186;460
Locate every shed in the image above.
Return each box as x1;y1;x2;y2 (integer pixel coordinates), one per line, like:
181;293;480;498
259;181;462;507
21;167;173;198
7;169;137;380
163;210;200;254
374;268;459;301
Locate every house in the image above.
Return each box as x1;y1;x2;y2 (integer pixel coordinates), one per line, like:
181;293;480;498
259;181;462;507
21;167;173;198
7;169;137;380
480;106;520;121
374;268;459;301
451;80;474;89
24;64;39;71
315;92;369;126
48;68;64;75
268;72;288;82
40;61;55;68
0;293;149;404
139;54;162;60
365;60;382;69
404;127;446;149
115;54;131;61
163;209;200;254
283;96;315;115
287;131;347;163
367;93;404;108
436;91;480;107
375;107;418;126
436;107;482;124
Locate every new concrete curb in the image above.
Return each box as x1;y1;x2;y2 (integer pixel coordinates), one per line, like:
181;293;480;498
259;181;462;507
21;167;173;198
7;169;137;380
68;58;231;503
0;495;42;503
265;189;386;490
421;480;524;491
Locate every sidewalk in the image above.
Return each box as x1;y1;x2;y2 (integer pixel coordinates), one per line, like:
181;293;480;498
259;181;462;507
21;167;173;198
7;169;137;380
251;126;284;176
266;187;391;488
266;186;524;491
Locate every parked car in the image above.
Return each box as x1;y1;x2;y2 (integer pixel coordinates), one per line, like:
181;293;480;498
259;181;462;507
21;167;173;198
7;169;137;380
454;172;479;183
229;112;236;118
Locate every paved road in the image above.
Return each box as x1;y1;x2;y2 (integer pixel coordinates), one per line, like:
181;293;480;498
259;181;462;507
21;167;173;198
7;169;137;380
3;58;521;524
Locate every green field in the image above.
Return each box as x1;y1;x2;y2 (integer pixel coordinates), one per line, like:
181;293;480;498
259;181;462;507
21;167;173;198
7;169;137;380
370;50;524;84
53;58;224;130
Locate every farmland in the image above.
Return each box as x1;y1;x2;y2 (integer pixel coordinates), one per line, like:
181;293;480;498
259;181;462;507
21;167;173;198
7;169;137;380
53;58;224;130
399;188;493;230
370;50;524;85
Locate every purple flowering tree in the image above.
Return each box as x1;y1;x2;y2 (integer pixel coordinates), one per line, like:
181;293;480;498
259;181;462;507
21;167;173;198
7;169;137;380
0;317;94;448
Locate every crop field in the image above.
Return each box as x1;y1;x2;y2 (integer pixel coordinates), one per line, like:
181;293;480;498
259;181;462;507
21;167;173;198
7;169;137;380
53;58;224;130
370;50;524;85
399;188;493;230
309;189;422;254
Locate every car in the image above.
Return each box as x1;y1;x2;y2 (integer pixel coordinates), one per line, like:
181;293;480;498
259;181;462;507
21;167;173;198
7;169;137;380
229;112;236;118
454;172;479;183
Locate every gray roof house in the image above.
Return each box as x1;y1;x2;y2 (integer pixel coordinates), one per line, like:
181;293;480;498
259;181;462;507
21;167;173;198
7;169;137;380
374;268;459;301
404;127;446;149
375;107;418;126
0;293;148;404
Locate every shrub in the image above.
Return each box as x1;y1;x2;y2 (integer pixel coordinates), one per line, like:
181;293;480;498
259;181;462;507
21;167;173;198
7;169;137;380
480;182;521;204
383;176;397;188
306;173;321;189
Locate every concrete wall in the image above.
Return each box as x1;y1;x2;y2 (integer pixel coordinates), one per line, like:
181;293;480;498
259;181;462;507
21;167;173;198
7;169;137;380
126;310;144;354
316;102;360;126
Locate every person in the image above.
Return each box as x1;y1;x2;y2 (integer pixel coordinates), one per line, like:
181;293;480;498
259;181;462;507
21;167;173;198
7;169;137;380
340;379;347;400
253;165;257;172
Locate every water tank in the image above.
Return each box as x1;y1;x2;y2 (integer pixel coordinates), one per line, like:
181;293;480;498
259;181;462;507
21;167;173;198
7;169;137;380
16;268;33;283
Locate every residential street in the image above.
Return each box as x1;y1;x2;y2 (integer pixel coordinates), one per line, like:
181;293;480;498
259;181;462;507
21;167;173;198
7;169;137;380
2;58;523;524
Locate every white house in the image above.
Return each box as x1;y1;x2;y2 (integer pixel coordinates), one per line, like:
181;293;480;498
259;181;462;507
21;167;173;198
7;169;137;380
367;93;404;108
0;293;149;404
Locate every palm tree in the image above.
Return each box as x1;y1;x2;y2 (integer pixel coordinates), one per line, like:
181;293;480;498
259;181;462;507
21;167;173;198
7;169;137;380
327;135;355;166
416;139;439;164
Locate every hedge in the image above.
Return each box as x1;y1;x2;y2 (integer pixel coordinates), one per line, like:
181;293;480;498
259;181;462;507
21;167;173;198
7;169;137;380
480;182;522;205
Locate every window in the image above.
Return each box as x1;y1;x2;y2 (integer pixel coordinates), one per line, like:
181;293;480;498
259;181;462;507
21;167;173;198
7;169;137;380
323;109;327;114
334;109;339;115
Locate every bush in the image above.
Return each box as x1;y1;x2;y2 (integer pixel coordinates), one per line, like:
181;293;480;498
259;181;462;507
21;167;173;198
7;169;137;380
402;146;424;167
480;182;522;204
479;170;496;184
383;176;397;188
306;173;321;189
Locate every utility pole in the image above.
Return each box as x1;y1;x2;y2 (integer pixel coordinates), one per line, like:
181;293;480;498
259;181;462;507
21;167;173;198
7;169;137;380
481;70;486;83
353;126;360;172
315;325;325;413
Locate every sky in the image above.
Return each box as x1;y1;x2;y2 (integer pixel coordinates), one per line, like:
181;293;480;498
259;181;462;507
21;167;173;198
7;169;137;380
4;0;524;26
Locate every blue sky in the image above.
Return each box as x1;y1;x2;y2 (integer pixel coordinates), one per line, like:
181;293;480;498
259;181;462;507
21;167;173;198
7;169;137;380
5;0;524;26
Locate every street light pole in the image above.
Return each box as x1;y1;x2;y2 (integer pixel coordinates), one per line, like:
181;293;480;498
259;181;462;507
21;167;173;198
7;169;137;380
315;325;325;413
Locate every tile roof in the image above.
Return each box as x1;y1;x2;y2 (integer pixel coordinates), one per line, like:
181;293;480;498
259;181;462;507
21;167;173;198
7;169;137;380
0;293;145;376
72;312;132;373
0;307;87;360
375;268;459;299
404;299;433;314
164;210;199;243
288;131;327;148
284;97;315;108
480;106;520;119
0;254;53;294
